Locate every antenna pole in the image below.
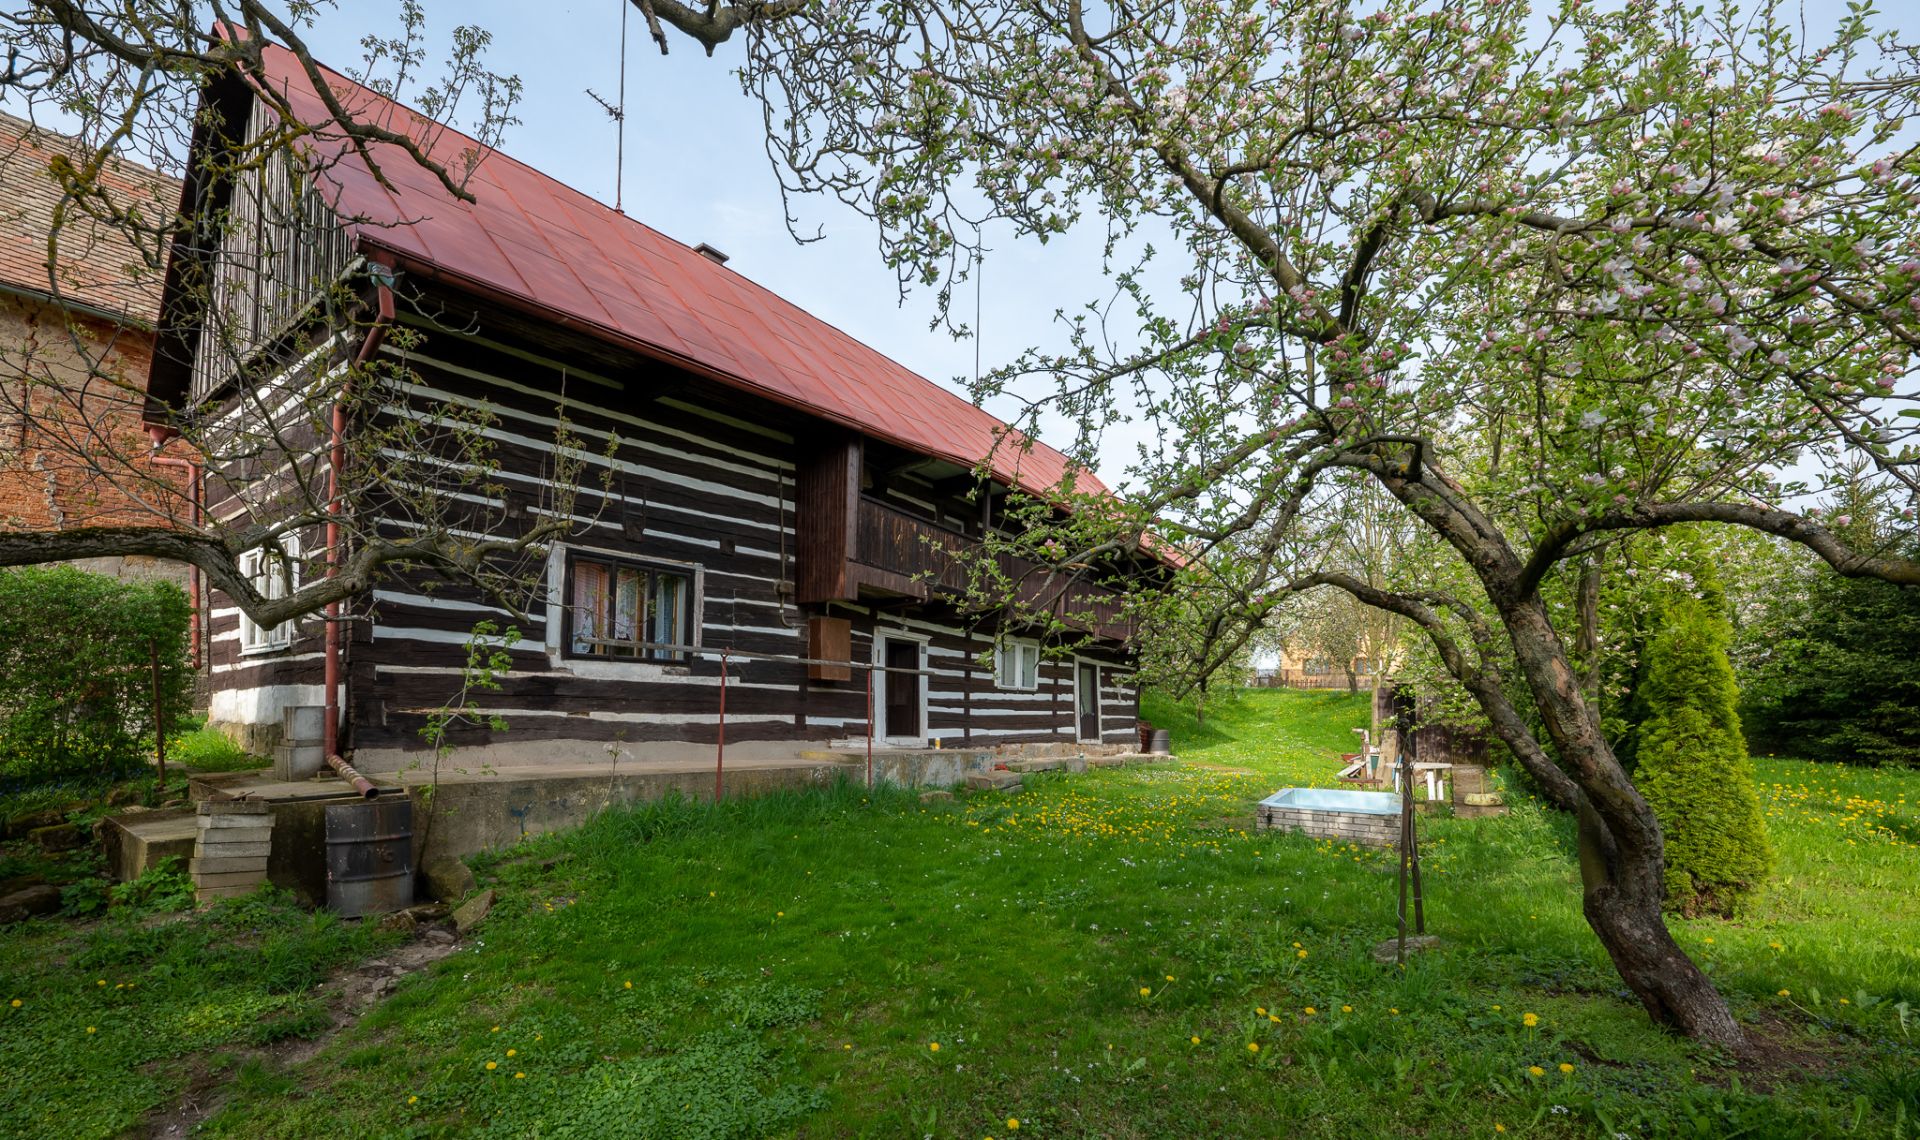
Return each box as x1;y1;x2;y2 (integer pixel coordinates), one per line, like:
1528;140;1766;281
615;0;628;213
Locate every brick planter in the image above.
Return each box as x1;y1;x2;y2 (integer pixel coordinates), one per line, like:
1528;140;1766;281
1256;789;1402;848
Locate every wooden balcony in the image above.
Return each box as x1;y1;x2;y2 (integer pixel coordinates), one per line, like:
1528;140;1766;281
793;436;1133;641
844;497;1133;641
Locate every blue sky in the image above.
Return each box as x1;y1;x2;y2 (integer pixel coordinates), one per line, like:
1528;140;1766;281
9;1;1909;487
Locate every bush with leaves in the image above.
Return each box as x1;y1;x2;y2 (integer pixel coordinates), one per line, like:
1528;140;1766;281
0;567;192;787
1633;589;1772;918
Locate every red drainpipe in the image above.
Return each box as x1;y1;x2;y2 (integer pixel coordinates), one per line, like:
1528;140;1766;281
147;430;203;670
326;272;396;760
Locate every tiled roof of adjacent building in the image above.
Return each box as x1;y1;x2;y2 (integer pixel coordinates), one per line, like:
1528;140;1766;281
0;111;177;325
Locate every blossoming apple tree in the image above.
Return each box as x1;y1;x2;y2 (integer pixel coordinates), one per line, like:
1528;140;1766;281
642;0;1920;1049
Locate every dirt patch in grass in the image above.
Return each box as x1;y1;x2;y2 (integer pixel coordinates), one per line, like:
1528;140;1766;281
138;922;461;1137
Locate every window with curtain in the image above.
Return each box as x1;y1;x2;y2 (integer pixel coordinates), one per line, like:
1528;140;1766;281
565;552;695;661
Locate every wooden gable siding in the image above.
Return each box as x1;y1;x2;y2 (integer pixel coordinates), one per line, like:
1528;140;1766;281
341;310;1136;754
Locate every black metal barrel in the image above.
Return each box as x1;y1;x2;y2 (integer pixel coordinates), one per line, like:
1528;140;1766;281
324;797;413;917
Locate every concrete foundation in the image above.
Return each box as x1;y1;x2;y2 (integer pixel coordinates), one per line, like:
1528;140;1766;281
177;744;1173;901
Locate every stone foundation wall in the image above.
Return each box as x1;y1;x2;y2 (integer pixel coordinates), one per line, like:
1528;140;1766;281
1257;803;1400;848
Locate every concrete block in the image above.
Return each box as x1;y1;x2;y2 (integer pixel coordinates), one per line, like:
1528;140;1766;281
103;810;199;881
273;741;326;781
283;705;327;745
197;814;275;830
452;888;495;934
190;856;269;875
196;883;260;901
1005;758;1064;773
918;790;954;804
193;869;267;889
198;800;271;816
421;855;477;903
193;832;272;852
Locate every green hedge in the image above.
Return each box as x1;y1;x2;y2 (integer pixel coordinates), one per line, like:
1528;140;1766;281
0;566;193;787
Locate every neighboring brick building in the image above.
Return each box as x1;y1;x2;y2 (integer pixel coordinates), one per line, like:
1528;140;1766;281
0;110;187;584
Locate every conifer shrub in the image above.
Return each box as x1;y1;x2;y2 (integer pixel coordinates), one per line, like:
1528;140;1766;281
1633;591;1772;917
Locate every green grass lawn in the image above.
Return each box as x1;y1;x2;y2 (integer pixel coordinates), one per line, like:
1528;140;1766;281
3;688;1916;1138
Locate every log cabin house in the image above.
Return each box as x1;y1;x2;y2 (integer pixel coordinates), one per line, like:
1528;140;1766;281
145;45;1157;774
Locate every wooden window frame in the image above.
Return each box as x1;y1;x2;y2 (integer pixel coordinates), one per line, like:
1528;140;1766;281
238;537;300;654
994;639;1041;692
560;550;697;662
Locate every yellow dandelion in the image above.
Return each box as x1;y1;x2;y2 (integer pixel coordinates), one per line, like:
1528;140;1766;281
514;1072;526;1080
1256;1006;1267;1016
929;1042;940;1052
1495;1126;1507;1134
1190;1035;1200;1045
8;999;18;1008
776;911;784;917
624;981;632;989
1528;1065;1544;1077
408;1096;418;1105
1007;1120;1020;1132
1140;987;1152;997
96;980;105;987
1491;1004;1502;1012
1522;1012;1539;1028
485;1061;497;1071
1341;1005;1353;1013
1297;950;1308;959
491;1025;501;1033
1304;1006;1317;1016
1769;941;1783;950
86;1026;96;1034
1247;1042;1260;1053
1778;989;1791;997
506;1049;517;1057
1559;1063;1575;1074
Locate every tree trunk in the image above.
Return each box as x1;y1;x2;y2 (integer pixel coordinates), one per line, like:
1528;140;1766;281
1372;467;1747;1048
1575;794;1747;1049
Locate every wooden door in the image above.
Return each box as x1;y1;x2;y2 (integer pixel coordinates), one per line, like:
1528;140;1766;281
1077;662;1100;741
883;638;921;740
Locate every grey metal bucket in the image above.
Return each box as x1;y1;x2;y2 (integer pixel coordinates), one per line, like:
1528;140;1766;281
324;797;414;917
1148;729;1172;755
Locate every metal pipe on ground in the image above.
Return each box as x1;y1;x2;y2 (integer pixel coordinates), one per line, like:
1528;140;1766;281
326;753;378;799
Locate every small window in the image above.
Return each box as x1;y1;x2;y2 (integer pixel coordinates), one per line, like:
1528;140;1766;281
565;552;695;661
239;537;300;652
995;640;1040;691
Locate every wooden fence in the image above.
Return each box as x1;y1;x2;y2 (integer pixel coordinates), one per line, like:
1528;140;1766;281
1247;670;1368;692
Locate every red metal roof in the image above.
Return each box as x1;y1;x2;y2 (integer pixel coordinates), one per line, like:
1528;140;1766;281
248;45;1102;499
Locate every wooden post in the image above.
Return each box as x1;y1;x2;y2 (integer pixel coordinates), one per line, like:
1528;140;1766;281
149;640;167;798
715;651;728;801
